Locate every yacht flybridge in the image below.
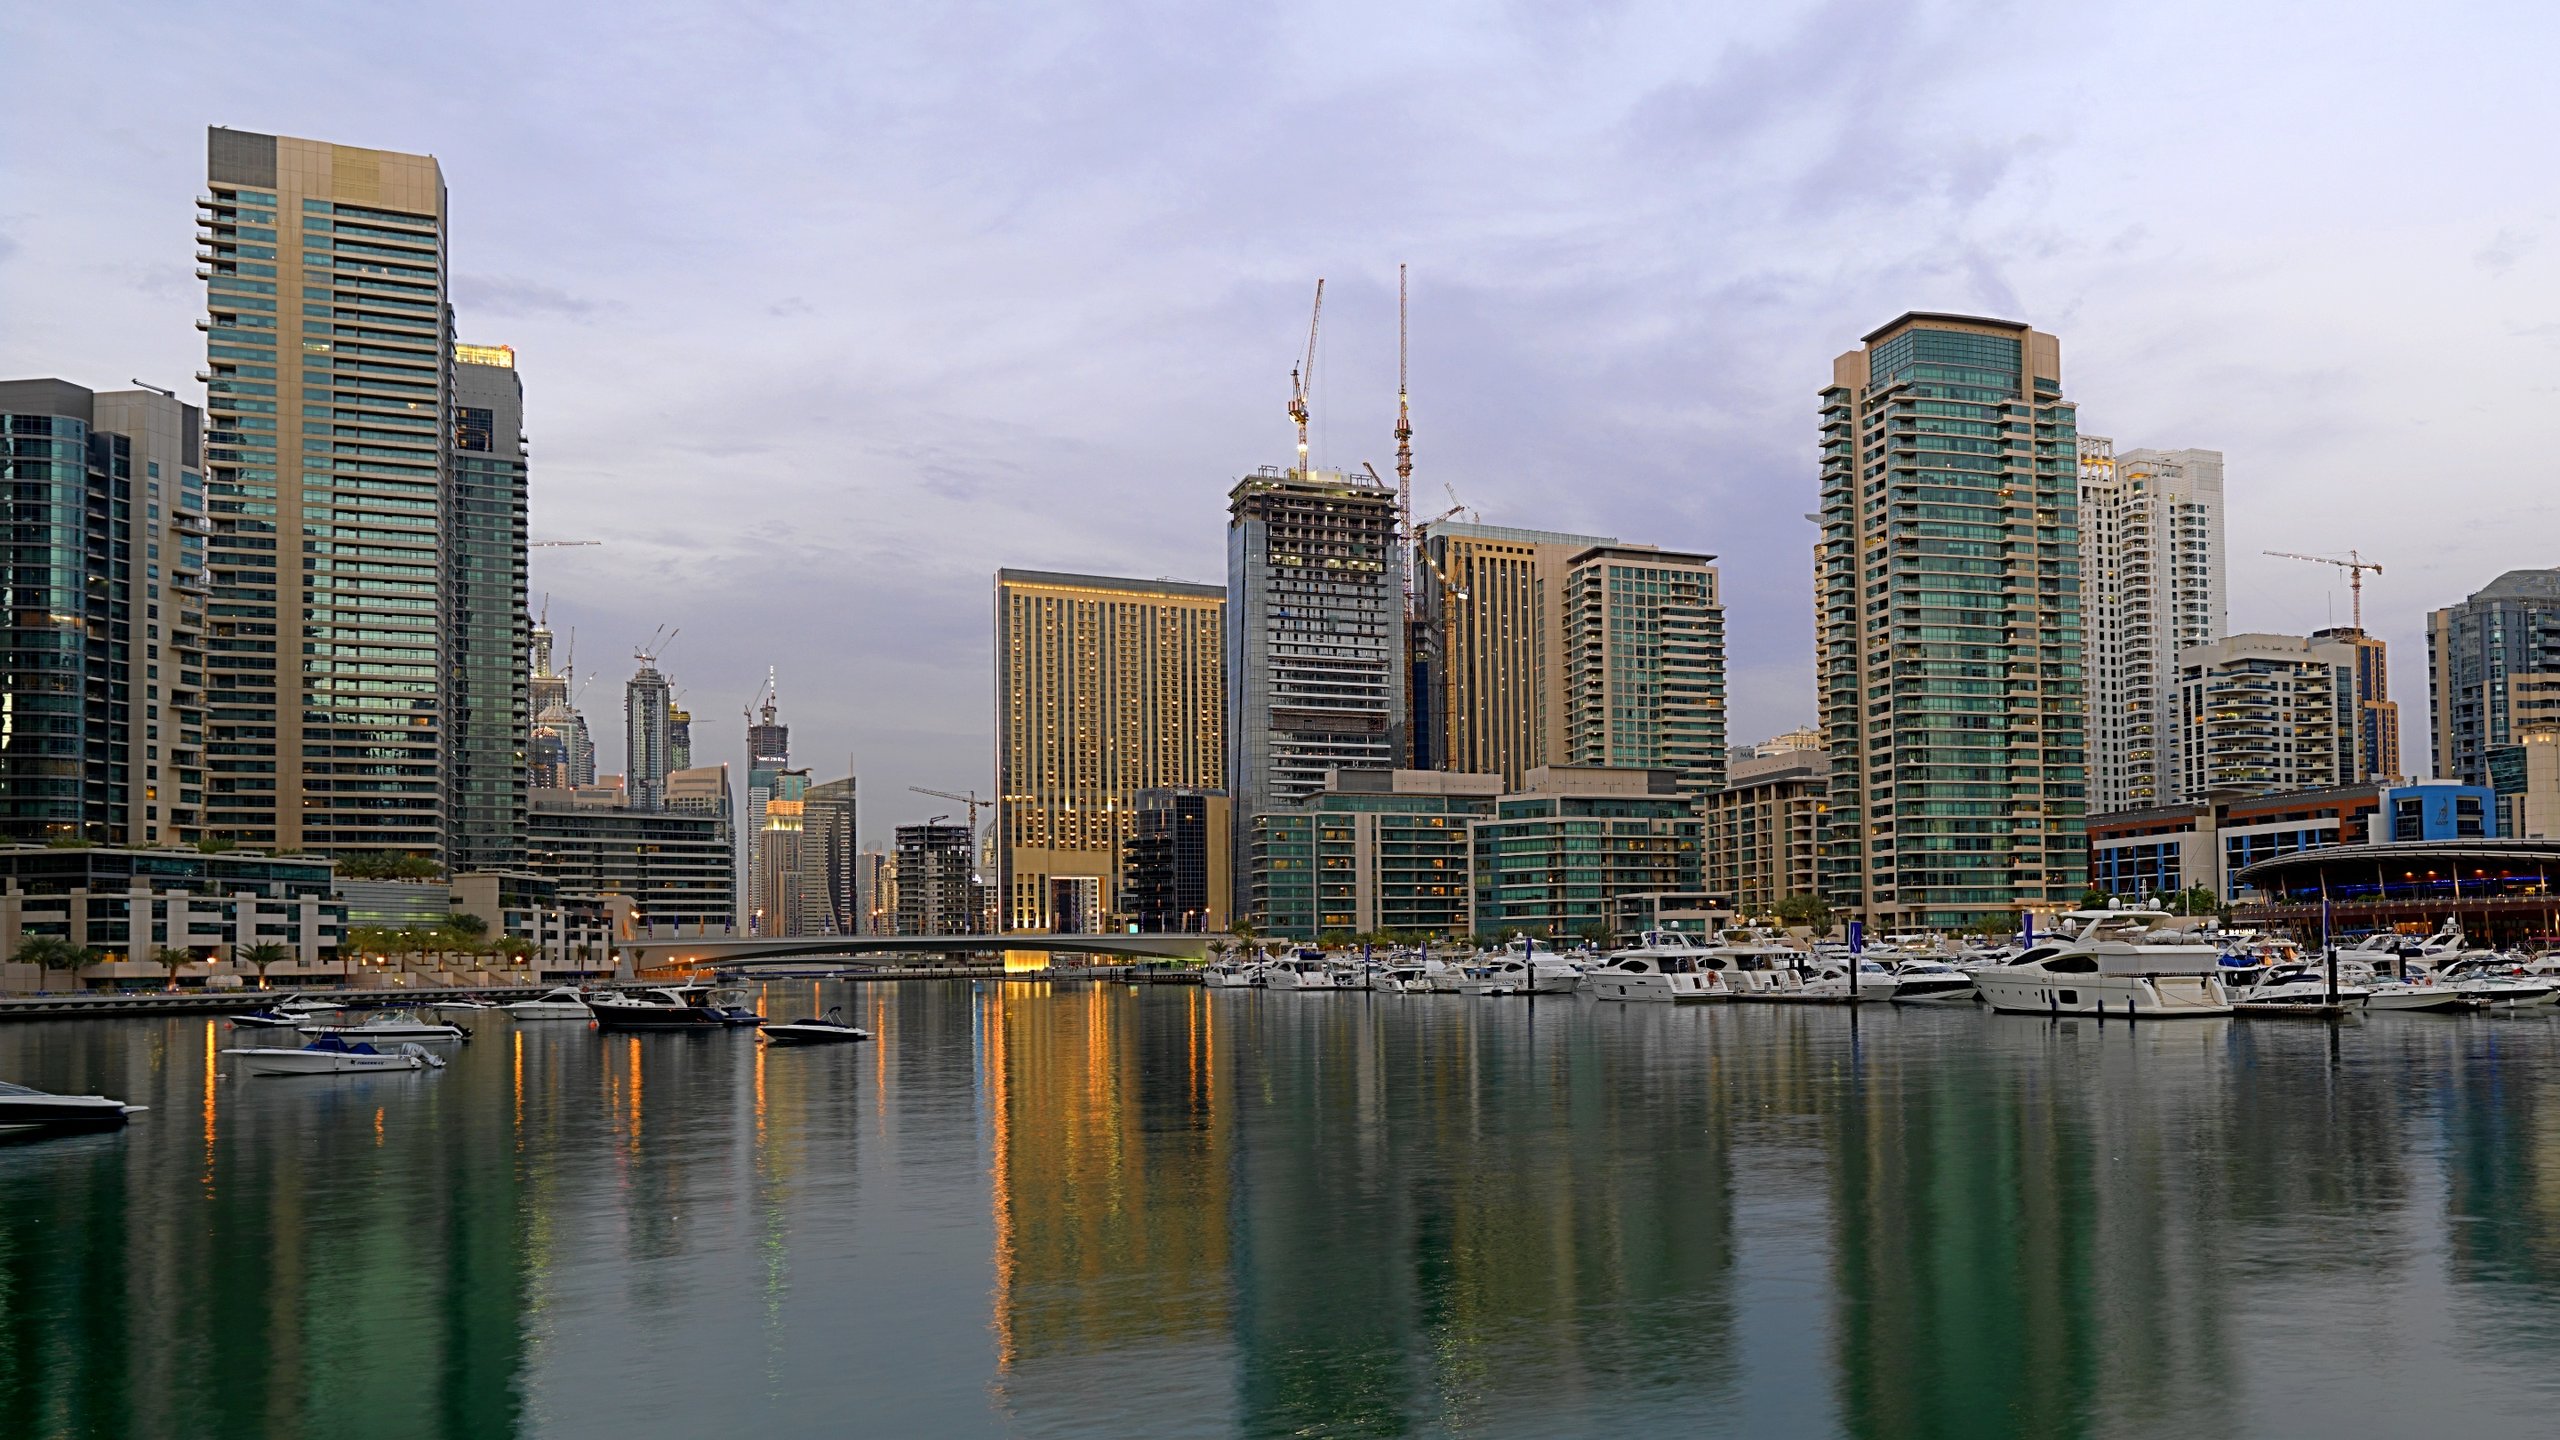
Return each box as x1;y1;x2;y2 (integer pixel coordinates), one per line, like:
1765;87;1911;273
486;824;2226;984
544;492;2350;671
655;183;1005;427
1971;907;2234;1017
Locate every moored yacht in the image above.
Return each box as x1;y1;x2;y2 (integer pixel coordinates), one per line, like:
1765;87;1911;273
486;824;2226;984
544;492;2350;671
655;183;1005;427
1886;959;1978;1005
1971;907;2232;1017
1260;955;1345;991
505;986;594;1020
589;985;764;1032
2228;964;2369;1009
1580;931;1730;1003
298;1011;467;1043
1201;960;1262;989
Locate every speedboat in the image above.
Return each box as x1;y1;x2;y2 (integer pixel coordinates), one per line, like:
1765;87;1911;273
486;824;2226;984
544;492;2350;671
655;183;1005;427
2229;964;2369;1009
761;1006;872;1046
589;985;764;1031
1581;931;1731;1002
226;1035;445;1075
1970;907;2233;1017
2431;955;2560;1008
0;1080;140;1138
1886;959;1978;1005
230;991;344;1028
505;986;594;1020
430;996;502;1020
299;1011;467;1043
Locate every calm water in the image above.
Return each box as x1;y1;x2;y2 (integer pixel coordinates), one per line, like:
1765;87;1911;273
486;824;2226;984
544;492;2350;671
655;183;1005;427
6;983;2560;1438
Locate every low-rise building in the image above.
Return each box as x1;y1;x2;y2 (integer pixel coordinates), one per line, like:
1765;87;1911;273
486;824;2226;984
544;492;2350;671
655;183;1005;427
1701;742;1828;916
2091;780;2496;901
0;846;342;989
1252;771;1500;940
1470;767;1700;942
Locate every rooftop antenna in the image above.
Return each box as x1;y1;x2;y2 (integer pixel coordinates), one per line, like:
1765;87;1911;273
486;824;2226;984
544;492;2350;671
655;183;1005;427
1287;278;1325;477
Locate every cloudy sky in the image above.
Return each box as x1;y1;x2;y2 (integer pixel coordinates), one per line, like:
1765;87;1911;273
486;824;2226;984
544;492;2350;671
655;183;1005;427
7;0;2556;835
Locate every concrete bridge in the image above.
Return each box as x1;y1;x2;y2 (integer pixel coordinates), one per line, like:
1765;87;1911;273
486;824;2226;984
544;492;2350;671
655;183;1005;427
620;931;1214;971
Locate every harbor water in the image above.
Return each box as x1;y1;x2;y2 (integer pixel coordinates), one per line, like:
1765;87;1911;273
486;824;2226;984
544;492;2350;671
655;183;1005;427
6;981;2560;1438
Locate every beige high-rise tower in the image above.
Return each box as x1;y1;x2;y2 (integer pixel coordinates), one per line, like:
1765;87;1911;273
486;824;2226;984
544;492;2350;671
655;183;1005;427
994;570;1224;932
1416;522;1616;786
199;128;450;856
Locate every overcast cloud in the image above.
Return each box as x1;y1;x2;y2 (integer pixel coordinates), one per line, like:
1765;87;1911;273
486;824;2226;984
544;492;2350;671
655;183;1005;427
6;0;2556;835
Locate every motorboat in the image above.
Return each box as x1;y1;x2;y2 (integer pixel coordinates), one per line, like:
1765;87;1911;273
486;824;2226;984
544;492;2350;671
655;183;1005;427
2229;964;2369;1009
229;991;345;1028
1697;942;1818;995
761;1006;873;1046
1260;956;1345;991
1375;958;1459;993
1886;959;1979;1005
1200;961;1262;990
430;996;503;1020
1970;907;2233;1017
1452;955;1584;996
1582;931;1731;1002
226;1035;445;1076
0;1080;139;1138
2430;955;2560;1008
504;986;594;1020
298;1011;468;1043
589;985;764;1031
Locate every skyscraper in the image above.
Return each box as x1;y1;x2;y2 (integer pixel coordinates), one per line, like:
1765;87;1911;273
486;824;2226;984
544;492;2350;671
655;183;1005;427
0;381;209;845
894;821;977;935
201;127;449;856
447;343;529;870
2314;625;2400;785
624;655;673;811
798;775;859;935
751;767;808;935
667;704;692;771
1226;466;1405;922
1414;522;1617;787
2078;438;2227;811
1816;313;2087;928
993;569;1224;932
527;617;594;789
2428;569;2560;790
742;676;789;927
1558;543;1727;802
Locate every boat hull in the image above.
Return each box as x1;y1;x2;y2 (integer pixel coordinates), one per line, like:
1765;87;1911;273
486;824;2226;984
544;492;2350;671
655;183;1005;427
224;1047;437;1076
1889;980;1980;1005
0;1094;133;1137
505;1002;593;1020
761;1025;871;1046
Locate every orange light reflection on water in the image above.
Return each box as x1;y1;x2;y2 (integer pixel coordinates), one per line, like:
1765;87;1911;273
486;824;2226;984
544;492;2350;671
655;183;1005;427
202;1020;217;1197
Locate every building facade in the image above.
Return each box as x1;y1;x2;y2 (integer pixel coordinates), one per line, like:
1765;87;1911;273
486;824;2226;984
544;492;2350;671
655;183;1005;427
624;657;673;812
447;343;529;870
1559;544;1726;803
201;127;450;856
1226;467;1405;921
528;784;736;935
2429;569;2560;794
994;570;1224;932
2089;785;2385;900
2078;439;2227;812
1125;789;1230;933
2314;625;2400;785
0;381;209;846
1252;770;1499;940
527;617;595;790
1415;523;1616;787
894;822;977;935
1469;767;1701;941
750;767;809;936
0;846;341;966
2176;633;2361;799
1816;312;2087;927
796;775;858;935
1700;742;1828;917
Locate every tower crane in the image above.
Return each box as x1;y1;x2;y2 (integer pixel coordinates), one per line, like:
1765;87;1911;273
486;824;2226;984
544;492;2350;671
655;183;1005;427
2264;549;2383;631
634;624;680;667
1395;263;1414;609
1286;279;1325;477
910;786;992;837
531;539;602;549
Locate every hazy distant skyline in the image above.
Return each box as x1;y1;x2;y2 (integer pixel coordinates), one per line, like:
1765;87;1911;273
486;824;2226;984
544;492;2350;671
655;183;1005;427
8;1;2557;835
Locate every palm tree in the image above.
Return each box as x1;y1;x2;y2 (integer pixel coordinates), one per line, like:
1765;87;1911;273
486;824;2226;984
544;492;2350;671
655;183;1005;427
238;942;292;989
14;936;89;993
153;946;193;991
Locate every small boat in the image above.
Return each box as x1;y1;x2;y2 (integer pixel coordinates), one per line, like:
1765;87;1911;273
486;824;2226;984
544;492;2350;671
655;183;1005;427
1200;962;1262;990
505;986;595;1020
230;991;345;1028
2229;964;2369;1010
0;1080;140;1138
1886;959;1979;1005
1260;956;1345;991
1376;957;1460;993
226;1035;446;1076
431;996;502;1019
761;1007;873;1046
298;1011;468;1043
589;985;764;1032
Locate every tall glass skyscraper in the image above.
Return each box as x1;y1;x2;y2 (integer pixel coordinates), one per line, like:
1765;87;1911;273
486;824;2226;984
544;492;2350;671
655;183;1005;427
448;343;529;868
1816;313;2087;928
201;128;450;856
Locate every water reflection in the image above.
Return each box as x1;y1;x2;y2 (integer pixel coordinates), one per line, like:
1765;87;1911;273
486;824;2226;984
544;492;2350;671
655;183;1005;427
6;992;2560;1436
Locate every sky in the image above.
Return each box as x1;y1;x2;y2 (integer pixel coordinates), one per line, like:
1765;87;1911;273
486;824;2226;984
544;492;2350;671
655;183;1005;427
6;0;2558;838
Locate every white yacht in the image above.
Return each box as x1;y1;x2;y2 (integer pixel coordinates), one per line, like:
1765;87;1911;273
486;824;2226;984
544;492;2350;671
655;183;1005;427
505;986;594;1020
1701;941;1819;995
1376;957;1459;993
2228;963;2369;1009
1580;931;1730;1003
1885;959;1979;1005
1260;956;1345;991
1201;961;1262;990
2430;955;2560;1008
298;1011;468;1043
1970;908;2233;1017
1453;939;1584;996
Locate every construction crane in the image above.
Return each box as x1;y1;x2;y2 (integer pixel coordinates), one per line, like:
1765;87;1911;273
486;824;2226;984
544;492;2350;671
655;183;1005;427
2265;549;2383;631
634;624;680;667
1286;278;1325;477
1395;263;1414;609
910;786;992;838
531;539;602;549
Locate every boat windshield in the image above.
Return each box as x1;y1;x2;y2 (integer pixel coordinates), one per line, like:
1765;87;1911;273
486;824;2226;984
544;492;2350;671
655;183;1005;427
0;1081;43;1096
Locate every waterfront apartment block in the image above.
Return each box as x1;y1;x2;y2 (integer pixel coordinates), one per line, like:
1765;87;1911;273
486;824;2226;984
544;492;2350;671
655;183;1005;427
993;569;1224;932
1470;767;1700;941
0;381;210;846
895;822;978;935
0;845;342;966
2078;438;2226;811
1816;313;2087;928
1414;522;1616;786
201;127;452;856
1700;741;1828;916
528;773;736;934
1252;770;1501;940
1560;544;1726;803
1226;467;1406;922
448;344;529;870
1126;788;1230;933
2175;632;2368;798
2429;569;2560;800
